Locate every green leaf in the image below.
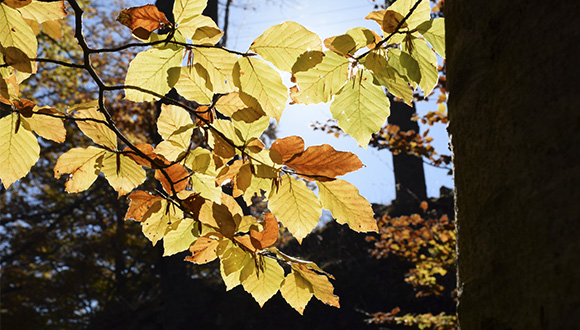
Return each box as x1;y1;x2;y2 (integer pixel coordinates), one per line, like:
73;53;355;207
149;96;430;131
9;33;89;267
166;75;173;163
417;18;445;58
53;146;105;193
250;21;321;72
407;36;438;95
191;48;237;93
0;112;39;188
330;69;390;148
234;57;287;123
163;218;198;256
388;48;421;86
280;271;313;315
317;179;378;232
290;51;349;104
173;64;213;105
268;175;322;243
241;256;285;307
125;47;183;102
173;0;207;26
101;152;146;197
0;3;37;59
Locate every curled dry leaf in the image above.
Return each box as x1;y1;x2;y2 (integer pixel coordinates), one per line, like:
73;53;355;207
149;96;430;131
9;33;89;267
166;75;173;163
117;4;170;39
250;212;279;250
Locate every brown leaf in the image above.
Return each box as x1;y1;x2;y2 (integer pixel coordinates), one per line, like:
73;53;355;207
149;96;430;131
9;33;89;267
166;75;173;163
3;0;32;9
250;212;279;250
234;235;257;252
271;135;305;163
123;143;158;168
186;234;220;264
195;105;214;126
155;162;190;193
180;191;205;220
3;47;33;73
117;4;170;39
126;191;163;221
285;144;363;180
14;98;35;117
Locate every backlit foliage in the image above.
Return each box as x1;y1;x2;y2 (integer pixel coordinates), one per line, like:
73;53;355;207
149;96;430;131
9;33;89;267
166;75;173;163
366;203;456;329
0;0;444;312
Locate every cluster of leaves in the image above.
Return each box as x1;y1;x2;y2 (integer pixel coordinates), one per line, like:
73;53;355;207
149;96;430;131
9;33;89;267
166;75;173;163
0;0;444;313
366;203;456;329
368;307;457;330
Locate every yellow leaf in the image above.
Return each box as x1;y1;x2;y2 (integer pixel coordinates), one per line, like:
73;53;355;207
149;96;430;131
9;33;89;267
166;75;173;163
71;100;117;149
387;0;430;30
0;113;39;188
0;3;37;59
268;175;321;243
41;20;61;40
233;115;269;144
190;172;221;202
280;271;313;315
294;264;339;308
154;140;185;162
173;0;207;26
324;27;378;57
157;104;194;150
19;0;66;23
208;119;242;158
163;218;198;256
317;179;378;232
290;51;349;105
173;64;213;104
242;174;271;206
330;69;390;148
285;144;363;180
241;257;285;307
192;48;237;93
234;57;287;123
407;36;438;95
141;199;179;246
199;202;237;238
184;147;216;175
417;18;445;58
178;14;222;45
53;146;105;193
125;47;183;102
100;152;146;197
21;106;65;142
250;21;321;72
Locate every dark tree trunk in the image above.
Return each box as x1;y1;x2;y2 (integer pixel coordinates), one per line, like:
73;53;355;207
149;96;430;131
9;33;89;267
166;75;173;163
388;97;428;216
447;1;580;329
384;0;428;217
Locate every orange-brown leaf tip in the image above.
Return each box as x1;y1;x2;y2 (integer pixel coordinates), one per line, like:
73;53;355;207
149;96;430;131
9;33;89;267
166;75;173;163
126;191;163;221
250;213;279;250
271;135;305;163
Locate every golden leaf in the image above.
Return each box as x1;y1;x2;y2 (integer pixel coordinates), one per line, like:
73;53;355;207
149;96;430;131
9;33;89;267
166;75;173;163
53;147;105;193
